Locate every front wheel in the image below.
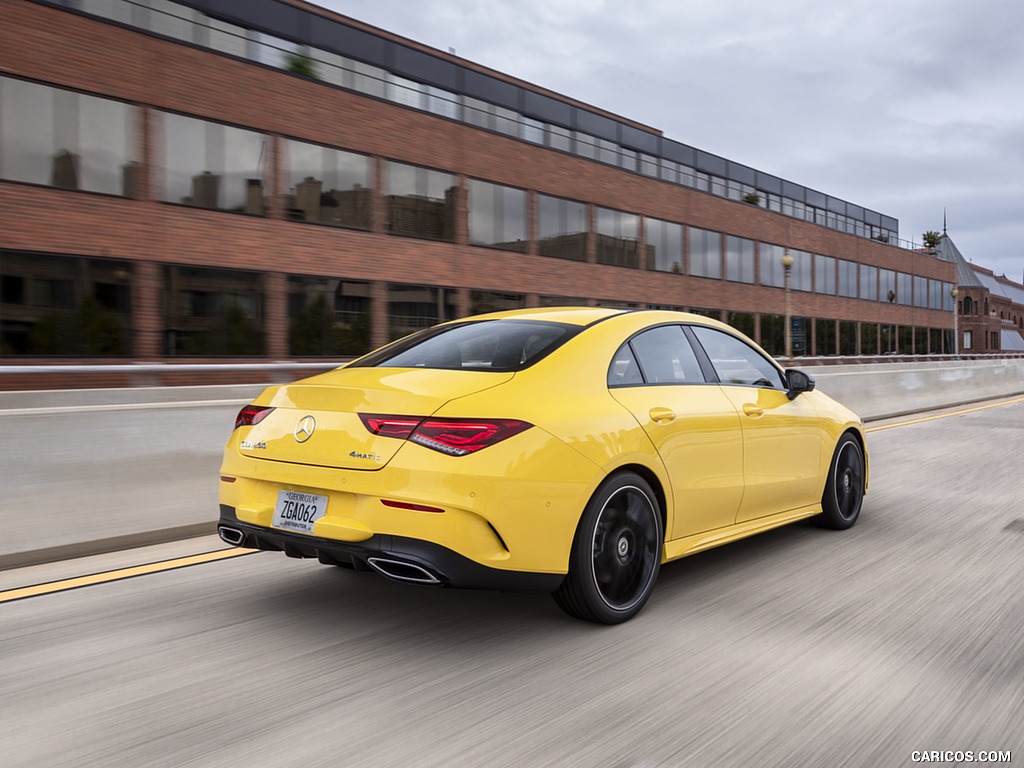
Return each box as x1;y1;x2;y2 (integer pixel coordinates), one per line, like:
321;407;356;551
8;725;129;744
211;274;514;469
816;433;865;529
553;471;663;624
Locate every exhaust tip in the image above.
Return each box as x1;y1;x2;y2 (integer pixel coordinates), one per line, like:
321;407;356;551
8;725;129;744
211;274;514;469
218;525;245;546
367;557;442;585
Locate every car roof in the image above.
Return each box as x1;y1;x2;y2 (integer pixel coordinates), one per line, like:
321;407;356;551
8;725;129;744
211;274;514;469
455;307;734;333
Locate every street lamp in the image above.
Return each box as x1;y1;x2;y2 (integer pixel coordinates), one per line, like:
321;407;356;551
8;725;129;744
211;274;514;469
950;287;959;356
782;249;794;358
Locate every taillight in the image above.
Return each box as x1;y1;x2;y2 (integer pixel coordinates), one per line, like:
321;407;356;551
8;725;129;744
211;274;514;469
360;414;531;456
234;405;274;430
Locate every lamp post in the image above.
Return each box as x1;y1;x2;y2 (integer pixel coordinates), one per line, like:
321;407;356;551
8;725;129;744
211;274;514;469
887;289;896;354
782;249;794;358
950;287;959;356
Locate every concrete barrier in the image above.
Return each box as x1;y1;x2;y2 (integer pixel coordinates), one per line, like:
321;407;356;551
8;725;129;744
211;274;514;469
2;359;1023;568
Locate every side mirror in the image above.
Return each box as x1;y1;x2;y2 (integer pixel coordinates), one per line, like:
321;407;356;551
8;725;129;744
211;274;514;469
785;369;816;400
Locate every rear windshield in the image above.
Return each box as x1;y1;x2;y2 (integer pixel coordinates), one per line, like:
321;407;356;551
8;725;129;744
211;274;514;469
352;320;579;372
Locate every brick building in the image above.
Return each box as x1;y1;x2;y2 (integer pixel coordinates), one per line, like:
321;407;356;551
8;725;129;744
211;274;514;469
0;0;963;387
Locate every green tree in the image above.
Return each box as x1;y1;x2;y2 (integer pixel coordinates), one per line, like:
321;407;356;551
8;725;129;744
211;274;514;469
286;48;318;79
922;230;942;249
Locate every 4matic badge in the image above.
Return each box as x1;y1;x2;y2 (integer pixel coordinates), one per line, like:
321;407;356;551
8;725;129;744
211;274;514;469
350;451;381;461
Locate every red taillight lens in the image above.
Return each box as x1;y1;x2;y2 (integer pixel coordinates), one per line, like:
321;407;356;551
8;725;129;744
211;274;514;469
359;414;532;456
234;405;274;430
359;414;423;439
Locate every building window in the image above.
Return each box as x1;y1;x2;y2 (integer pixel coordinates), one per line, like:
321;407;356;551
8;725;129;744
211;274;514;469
725;236;755;284
645;218;683;273
470;291;526;314
897;273;913;306
0;75;137;196
688;227;722;280
840;321;857;355
287;276;370;357
283;139;371;228
387;284;457;340
838;259;858;298
914;326;929;353
758;243;786;288
163;265;264;356
160;112;267;214
468;180;528;251
914;276;929;309
0;251;132;356
880;269;897;303
816;319;836;356
385;161;457;242
814;254;836;295
860;265;878;301
963;330;973;350
537;194;588;261
861;323;879;355
727;312;754;338
595;207;640;268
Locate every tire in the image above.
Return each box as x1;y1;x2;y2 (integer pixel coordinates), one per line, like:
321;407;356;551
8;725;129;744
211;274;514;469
553;471;663;624
816;433;865;530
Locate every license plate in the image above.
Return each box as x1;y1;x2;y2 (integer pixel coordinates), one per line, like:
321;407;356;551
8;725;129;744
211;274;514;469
271;490;328;535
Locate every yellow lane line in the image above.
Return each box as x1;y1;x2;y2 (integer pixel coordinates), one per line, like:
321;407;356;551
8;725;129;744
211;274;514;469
866;396;1024;433
0;548;255;604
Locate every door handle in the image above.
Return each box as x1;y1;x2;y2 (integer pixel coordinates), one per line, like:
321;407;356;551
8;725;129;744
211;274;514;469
743;403;764;418
649;407;676;424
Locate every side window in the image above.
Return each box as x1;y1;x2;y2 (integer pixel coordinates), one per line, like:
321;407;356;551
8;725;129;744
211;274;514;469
630;325;705;385
691;326;785;389
608;342;644;386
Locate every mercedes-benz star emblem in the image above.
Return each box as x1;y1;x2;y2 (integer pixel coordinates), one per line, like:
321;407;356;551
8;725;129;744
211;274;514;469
294;415;316;443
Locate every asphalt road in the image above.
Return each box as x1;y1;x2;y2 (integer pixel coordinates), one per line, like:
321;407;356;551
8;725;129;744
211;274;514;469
2;400;1022;767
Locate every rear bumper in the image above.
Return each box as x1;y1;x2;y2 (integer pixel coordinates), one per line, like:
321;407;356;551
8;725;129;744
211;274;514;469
218;505;564;592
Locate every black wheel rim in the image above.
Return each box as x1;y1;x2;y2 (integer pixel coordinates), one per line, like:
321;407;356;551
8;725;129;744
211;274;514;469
834;442;864;521
591;486;659;611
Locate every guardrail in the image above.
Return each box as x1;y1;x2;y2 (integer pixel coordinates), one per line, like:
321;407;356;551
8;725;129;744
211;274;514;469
2;358;1023;569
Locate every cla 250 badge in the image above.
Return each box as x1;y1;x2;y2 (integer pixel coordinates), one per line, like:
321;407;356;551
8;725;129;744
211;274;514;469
240;440;267;450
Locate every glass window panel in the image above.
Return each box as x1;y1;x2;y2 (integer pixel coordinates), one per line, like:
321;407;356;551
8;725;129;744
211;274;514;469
688;226;721;279
146;0;200;43
521;117;545;144
573;131;598;160
840;321;858;355
645;218;683;273
914;276;929;308
548;125;571;152
725;236;755;284
1;77;56;185
426;86;459;119
693;325;785;389
387;284;456;340
759;243;786;288
860;265;878;301
351;60;386;98
0;251;132;356
164;265;264;355
283;138;371;228
78;92;134;195
78;0;134;23
161;112;266;214
469;291;526;315
537;194;588;261
468;179;527;251
861;323;879;355
897;273;913;306
287;275;370;356
815;319;836;356
838;259;858;298
595;207;639;268
880;269;897;303
385;161;457;242
386;74;424;109
207;17;248;58
630;325;705;384
815;254;836;295
727;312;754;338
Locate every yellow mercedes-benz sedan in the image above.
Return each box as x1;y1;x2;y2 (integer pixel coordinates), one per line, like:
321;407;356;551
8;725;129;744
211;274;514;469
218;308;867;623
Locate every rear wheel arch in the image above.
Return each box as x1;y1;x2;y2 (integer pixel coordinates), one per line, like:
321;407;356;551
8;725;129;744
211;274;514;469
611;462;668;536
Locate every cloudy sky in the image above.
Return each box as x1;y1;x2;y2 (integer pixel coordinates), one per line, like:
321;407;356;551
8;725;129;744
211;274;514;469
316;0;1024;281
